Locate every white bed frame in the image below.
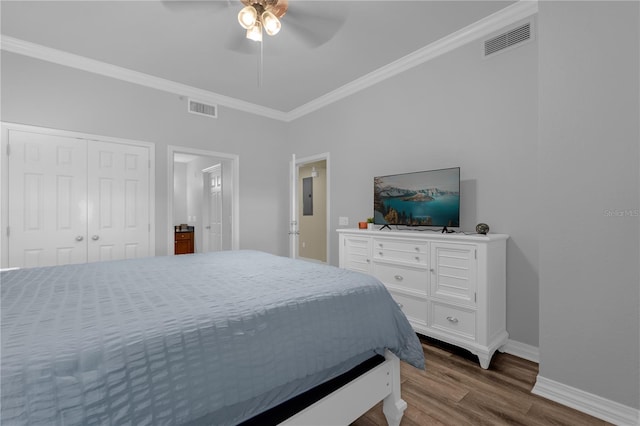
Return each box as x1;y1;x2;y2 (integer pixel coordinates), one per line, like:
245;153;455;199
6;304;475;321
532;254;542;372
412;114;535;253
279;349;407;426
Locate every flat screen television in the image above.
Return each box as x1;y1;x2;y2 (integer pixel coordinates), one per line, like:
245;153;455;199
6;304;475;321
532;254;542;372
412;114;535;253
373;167;460;228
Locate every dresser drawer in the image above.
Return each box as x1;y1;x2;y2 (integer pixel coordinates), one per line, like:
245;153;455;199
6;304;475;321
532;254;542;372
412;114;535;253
389;291;427;328
176;232;192;240
374;249;427;265
373;262;427;295
373;239;428;265
429;302;476;341
373;238;428;254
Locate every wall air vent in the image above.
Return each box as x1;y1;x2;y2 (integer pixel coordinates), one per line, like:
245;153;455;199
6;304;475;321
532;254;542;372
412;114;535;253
484;22;532;57
188;99;217;118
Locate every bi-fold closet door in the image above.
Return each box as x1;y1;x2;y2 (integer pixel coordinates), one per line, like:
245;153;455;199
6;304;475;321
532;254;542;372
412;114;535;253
7;129;151;268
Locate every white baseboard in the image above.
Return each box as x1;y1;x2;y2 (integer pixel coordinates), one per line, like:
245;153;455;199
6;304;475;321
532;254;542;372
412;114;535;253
501;339;540;363
533;375;640;426
498;342;639;425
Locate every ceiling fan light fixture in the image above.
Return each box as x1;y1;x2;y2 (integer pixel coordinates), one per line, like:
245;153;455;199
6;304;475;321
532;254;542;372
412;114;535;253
246;21;263;42
238;5;257;30
262;10;281;36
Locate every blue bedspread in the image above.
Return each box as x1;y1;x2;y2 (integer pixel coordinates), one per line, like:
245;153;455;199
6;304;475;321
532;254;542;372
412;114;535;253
1;250;424;425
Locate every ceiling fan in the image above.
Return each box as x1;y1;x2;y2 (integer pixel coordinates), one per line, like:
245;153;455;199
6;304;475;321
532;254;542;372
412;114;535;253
162;0;345;84
163;0;346;51
237;0;288;42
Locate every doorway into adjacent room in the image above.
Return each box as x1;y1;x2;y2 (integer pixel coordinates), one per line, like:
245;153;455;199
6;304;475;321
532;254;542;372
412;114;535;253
289;153;329;263
168;146;239;255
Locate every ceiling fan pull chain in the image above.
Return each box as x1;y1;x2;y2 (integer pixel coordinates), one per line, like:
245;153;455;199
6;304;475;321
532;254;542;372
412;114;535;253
258;40;263;87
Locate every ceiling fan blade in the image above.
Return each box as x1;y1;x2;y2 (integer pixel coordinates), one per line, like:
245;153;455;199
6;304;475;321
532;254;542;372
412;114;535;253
162;0;232;13
267;0;288;19
284;3;347;48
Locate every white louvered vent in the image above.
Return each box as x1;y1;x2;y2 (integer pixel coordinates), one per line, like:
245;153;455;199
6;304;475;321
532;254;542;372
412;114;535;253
188;99;217;118
484;22;532;57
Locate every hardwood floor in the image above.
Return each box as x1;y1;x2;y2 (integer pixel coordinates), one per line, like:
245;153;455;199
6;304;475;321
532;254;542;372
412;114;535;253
352;337;611;426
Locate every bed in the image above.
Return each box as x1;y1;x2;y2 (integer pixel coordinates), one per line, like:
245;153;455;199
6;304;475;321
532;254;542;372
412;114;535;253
1;250;424;425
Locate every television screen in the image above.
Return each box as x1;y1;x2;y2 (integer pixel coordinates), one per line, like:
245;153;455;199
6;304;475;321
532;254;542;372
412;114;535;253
374;167;460;227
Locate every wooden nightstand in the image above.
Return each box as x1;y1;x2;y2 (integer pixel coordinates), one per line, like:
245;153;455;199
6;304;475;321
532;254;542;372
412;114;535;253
175;227;194;255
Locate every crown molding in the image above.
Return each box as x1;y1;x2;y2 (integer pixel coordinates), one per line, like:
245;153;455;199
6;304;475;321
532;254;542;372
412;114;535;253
1;1;537;123
285;0;538;121
0;36;289;122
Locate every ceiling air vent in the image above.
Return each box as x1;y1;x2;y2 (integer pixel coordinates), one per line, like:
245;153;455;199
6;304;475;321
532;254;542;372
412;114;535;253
188;99;217;118
484;22;532;57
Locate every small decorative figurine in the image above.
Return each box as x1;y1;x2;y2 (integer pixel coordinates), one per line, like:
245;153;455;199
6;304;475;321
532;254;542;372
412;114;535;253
476;223;490;235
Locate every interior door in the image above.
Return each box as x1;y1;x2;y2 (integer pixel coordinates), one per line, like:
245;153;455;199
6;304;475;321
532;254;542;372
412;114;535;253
205;165;223;252
7;131;88;267
87;140;150;262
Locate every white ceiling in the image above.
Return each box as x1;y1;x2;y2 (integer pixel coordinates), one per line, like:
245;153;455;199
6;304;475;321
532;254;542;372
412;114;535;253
1;1;516;114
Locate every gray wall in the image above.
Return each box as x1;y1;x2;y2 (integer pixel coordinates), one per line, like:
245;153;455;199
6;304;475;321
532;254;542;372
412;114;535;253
173;162;188;224
538;1;639;408
287;27;540;348
1;51;290;257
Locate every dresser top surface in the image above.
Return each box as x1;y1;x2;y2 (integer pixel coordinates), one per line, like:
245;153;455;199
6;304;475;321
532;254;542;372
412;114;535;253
336;228;508;242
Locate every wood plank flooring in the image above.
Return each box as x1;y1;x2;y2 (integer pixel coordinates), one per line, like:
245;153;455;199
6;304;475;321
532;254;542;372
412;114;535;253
352;337;611;426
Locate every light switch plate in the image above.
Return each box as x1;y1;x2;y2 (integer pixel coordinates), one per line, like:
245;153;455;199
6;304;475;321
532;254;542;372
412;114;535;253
338;216;349;226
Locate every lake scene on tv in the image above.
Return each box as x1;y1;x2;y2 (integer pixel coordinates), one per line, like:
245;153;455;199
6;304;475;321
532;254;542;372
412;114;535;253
374;168;460;227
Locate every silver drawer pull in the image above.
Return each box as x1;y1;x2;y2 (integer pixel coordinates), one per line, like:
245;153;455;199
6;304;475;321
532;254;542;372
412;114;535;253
446;316;459;324
92;235;100;241
75;236;84;242
415;256;420;261
415;247;420;252
379;252;383;256
394;275;403;281
397;303;404;309
366;259;370;263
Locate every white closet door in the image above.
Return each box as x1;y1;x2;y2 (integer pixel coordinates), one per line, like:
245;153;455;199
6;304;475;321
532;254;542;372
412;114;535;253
87;141;150;262
8;130;88;268
206;166;223;252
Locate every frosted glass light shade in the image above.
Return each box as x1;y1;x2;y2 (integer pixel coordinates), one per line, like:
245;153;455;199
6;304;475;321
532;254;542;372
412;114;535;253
238;6;257;29
261;11;281;36
246;21;263;42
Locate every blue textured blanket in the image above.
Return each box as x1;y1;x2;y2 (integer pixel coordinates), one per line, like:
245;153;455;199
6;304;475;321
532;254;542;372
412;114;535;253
1;250;424;425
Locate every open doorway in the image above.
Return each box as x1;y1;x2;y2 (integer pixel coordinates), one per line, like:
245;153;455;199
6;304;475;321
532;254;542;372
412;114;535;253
168;146;239;255
290;153;330;263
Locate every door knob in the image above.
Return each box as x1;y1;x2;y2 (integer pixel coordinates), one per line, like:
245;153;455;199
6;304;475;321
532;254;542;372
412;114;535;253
91;235;100;241
75;236;84;242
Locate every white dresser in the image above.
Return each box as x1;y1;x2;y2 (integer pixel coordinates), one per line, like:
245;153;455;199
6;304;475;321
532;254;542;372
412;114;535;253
337;228;509;369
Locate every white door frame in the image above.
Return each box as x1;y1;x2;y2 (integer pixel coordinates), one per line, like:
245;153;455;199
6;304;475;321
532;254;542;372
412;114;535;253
167;145;239;255
290;152;330;263
1;122;156;268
